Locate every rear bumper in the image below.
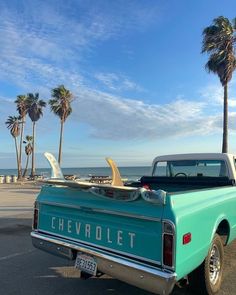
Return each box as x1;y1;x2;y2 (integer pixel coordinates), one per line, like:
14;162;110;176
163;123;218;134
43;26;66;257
31;231;176;295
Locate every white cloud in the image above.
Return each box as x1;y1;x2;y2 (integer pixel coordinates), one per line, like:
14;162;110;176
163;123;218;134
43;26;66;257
0;97;15;130
208;112;236;132
1;79;236;144
71;89;221;140
0;0;161;62
95;72;142;92
1;1;236;146
200;84;236;108
0;1;153;94
0;54;84;93
1;77;234;143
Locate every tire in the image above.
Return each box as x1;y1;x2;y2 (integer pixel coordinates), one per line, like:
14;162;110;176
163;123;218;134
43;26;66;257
188;234;224;295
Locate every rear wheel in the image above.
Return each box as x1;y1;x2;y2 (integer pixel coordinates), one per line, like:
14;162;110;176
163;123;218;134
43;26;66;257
188;234;224;295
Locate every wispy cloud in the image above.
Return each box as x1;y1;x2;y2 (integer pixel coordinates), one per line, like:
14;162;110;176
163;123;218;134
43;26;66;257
71;89;219;140
0;1;155;92
200;82;236;108
95;72;142;92
1;1;235;149
0;97;15;131
0;0;160;60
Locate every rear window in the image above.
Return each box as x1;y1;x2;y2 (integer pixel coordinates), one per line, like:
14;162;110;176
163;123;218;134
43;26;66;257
153;160;228;178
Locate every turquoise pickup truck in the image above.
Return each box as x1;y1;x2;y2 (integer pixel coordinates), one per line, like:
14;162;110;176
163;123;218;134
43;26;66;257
31;153;236;295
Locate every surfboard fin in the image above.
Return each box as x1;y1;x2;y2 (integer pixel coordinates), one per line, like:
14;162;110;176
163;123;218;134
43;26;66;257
44;152;64;180
44;152;123;187
106;157;124;187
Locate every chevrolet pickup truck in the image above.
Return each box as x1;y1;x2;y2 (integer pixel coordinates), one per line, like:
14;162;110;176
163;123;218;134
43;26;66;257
31;153;236;295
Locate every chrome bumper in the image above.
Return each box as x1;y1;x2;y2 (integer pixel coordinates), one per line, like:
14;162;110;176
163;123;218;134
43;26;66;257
31;231;176;295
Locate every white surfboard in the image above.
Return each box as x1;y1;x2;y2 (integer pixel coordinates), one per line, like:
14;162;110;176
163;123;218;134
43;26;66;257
42;153;139;199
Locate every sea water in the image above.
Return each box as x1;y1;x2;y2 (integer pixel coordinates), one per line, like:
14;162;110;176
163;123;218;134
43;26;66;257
0;166;151;181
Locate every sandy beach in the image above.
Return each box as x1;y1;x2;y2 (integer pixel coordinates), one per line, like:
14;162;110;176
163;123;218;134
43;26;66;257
0;183;235;295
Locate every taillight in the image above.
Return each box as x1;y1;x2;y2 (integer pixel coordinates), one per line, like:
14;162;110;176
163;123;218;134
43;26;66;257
163;234;173;266
183;232;192;245
163;221;175;268
33;202;39;230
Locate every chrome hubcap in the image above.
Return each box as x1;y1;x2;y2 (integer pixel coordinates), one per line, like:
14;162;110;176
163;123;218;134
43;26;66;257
209;245;221;285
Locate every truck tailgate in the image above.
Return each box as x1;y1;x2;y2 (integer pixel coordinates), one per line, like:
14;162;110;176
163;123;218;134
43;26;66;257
37;185;164;265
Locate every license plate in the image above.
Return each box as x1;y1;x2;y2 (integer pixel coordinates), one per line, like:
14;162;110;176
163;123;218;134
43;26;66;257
75;253;97;276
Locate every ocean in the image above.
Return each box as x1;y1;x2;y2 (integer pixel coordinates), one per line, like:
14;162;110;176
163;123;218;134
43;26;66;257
0;166;151;181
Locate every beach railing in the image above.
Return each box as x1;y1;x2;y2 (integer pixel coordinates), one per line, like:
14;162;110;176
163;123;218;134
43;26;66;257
12;175;17;183
5;175;11;183
0;175;18;184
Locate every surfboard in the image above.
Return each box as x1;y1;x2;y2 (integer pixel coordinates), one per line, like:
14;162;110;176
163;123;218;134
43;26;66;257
41;153;140;201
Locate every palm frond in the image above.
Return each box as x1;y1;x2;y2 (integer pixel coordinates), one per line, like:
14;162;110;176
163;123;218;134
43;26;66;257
25;135;33;142
49;85;73;122
15;95;28;117
27;93;47;122
202;16;236;86
5;115;21;137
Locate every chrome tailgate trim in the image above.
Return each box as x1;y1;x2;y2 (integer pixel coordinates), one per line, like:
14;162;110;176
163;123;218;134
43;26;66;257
31;231;176;295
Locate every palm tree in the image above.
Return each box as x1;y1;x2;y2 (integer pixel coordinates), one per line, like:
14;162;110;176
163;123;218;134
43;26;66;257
49;85;73;165
5;116;21;179
15;95;28;177
22;135;33;178
202;16;236;153
27;93;46;177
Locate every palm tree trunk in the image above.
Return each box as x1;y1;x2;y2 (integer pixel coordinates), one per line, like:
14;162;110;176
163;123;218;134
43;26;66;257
23;155;29;178
14;137;20;180
18;118;25;179
31;122;36;177
58;120;64;165
222;84;228;153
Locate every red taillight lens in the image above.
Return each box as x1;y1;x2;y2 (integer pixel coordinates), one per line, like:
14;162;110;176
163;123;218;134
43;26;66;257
33;208;39;230
183;233;192;245
163;233;173;267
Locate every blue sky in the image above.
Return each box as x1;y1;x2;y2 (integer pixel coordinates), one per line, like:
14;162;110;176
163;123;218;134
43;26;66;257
0;0;236;168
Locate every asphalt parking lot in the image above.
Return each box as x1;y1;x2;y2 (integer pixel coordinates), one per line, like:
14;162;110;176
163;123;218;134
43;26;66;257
0;184;235;295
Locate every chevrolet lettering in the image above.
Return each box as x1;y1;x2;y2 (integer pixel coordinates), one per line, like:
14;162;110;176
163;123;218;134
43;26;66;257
50;217;136;249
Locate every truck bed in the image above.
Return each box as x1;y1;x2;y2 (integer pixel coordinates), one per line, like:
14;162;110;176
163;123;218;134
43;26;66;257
139;176;235;193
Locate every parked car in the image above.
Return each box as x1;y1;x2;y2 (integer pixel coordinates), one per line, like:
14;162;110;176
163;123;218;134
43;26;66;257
31;153;236;295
